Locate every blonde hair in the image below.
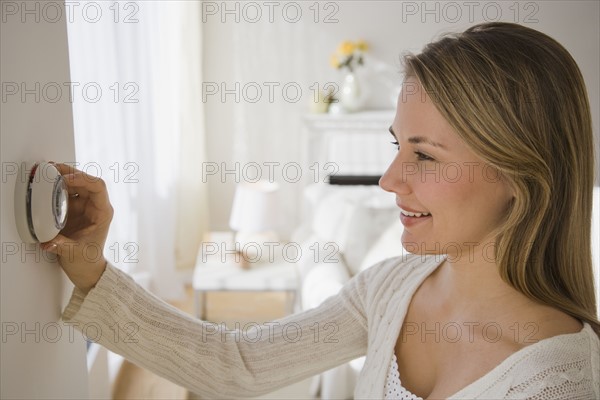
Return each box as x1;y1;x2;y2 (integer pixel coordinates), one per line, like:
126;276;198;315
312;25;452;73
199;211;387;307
403;22;599;334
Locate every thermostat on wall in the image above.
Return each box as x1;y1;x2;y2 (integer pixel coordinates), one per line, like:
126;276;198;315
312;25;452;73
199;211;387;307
14;161;68;244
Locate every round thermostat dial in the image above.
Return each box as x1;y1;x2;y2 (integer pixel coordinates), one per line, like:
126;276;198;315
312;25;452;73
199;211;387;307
14;162;69;243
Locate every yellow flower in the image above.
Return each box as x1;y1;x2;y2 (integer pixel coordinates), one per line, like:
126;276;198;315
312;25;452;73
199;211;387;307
356;40;369;52
330;54;340;68
338;41;355;56
330;40;369;71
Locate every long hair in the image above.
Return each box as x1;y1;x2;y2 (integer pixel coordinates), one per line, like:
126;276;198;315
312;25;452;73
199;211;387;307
402;22;599;334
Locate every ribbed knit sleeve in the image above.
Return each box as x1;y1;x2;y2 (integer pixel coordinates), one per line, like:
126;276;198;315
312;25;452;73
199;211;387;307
61;262;369;398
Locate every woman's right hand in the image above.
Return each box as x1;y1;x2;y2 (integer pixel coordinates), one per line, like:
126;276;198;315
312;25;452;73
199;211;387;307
40;163;114;294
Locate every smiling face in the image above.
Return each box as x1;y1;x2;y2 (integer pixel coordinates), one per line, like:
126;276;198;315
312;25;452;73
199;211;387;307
379;77;514;260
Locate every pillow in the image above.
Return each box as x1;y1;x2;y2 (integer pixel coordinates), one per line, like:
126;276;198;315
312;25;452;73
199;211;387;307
295;233;346;281
301;260;351;310
341;200;398;276
307;183;382;250
359;219;406;272
311;191;356;252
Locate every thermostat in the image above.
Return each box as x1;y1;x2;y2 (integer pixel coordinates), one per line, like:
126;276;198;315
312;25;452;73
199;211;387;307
14;162;68;243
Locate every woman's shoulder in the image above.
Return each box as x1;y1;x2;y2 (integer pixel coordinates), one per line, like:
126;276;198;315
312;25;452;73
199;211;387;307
518;321;599;363
515;322;599;394
457;322;600;399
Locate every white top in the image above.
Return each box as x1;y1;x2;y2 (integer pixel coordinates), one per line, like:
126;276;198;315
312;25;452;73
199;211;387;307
384;353;422;400
62;254;600;399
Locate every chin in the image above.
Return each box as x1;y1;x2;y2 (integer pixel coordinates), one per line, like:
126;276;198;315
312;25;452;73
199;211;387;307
401;234;450;257
401;241;433;255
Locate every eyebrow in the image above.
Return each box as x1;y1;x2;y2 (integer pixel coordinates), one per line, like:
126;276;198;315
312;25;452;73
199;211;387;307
389;126;447;150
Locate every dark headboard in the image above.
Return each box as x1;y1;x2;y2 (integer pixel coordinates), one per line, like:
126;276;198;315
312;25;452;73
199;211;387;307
328;175;382;185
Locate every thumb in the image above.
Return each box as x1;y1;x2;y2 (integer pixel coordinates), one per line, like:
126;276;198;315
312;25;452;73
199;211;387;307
40;234;71;257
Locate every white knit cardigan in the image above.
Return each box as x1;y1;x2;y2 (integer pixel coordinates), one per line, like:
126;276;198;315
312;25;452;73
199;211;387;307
62;254;600;399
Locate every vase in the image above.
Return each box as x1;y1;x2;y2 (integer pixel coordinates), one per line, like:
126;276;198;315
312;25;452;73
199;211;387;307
340;72;366;112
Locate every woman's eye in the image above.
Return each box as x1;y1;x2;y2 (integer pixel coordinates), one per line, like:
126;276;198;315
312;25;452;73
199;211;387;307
415;151;434;161
390;141;400;150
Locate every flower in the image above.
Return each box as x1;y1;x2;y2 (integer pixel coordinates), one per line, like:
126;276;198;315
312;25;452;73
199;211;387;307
338;41;356;55
329;55;340;69
356;40;369;52
331;39;368;73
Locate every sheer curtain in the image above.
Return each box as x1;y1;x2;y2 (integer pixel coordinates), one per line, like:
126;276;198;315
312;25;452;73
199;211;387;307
67;1;208;300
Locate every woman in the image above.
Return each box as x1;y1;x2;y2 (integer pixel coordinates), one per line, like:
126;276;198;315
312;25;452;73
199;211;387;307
45;22;599;399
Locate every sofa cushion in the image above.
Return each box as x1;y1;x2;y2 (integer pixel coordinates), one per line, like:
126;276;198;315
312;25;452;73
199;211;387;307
295;233;346;279
311;190;357;252
359;219;406;272
341;196;398;276
301;259;351;310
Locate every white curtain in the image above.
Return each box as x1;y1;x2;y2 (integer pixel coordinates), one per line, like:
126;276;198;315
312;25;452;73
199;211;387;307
67;1;208;300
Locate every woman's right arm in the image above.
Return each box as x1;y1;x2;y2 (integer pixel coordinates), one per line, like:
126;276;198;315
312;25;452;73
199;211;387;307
61;260;369;398
45;164;369;398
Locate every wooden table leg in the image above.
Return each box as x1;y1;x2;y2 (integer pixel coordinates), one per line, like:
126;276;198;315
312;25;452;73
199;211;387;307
194;290;207;320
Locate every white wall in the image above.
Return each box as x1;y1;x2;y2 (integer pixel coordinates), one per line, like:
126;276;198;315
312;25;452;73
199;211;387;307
0;1;89;398
202;0;600;232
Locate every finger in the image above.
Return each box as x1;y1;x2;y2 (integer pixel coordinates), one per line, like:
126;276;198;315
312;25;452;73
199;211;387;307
53;164;101;197
40;233;68;254
52;162;84;176
40;233;81;260
40;241;58;254
66;195;86;214
62;173;111;209
68;186;87;198
67;186;88;199
63;173;103;189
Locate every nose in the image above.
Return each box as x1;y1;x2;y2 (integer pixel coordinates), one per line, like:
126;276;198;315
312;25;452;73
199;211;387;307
379;152;413;195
